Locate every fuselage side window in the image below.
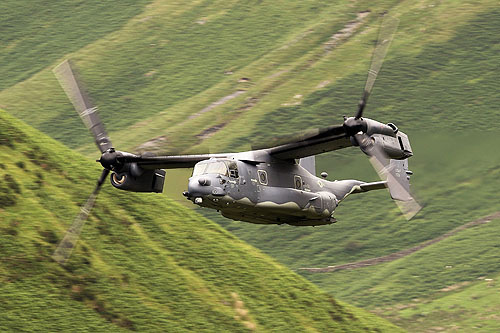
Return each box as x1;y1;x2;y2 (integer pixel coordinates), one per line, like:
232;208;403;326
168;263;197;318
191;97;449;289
294;175;302;190
258;170;268;185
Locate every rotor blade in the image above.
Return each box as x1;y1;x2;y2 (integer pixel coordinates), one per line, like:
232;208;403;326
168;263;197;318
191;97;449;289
53;60;113;153
52;169;110;264
355;16;399;119
369;155;422;219
355;133;421;219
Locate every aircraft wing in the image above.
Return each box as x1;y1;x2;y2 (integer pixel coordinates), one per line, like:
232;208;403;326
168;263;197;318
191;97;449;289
118;153;228;169
266;124;352;160
115;124;352;168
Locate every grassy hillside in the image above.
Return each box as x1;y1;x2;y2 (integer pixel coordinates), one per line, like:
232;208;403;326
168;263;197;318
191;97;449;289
0;0;369;150
305;216;500;332
389;271;500;332
1;0;500;331
1;1;498;151
0;109;401;331
0;0;151;91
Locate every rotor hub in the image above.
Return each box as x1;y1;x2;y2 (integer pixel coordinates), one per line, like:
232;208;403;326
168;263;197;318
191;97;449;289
99;148;121;171
343;117;367;137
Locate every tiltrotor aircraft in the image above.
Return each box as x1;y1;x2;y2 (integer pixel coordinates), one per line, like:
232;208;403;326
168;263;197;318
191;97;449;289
53;16;420;263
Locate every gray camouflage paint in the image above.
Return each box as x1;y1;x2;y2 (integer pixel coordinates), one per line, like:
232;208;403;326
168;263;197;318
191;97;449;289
186;147;395;226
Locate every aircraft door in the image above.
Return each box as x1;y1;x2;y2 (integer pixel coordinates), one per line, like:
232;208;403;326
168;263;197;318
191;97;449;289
243;164;259;203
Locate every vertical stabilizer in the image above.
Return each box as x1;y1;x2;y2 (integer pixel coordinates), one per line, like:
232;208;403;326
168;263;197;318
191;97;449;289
299;156;316;176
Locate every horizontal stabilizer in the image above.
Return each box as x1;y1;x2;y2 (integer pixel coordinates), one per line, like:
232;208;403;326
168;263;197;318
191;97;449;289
351;181;387;193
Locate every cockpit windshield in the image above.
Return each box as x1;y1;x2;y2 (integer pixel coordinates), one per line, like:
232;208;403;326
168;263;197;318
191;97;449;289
193;161;228;177
192;160;239;178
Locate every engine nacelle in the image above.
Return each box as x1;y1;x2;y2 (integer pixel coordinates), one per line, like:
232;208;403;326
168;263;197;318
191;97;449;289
364;118;398;137
347;117;414;160
110;163;165;193
361;119;413;160
373;130;413;160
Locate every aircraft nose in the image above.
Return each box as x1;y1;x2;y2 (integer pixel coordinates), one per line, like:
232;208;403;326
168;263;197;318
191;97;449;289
187;176;227;199
188;177;211;197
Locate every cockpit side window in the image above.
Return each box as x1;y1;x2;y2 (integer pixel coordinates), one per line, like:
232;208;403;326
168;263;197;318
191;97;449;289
227;161;239;178
192;163;207;176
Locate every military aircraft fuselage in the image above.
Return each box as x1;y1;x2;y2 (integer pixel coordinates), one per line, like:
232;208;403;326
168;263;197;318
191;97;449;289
185;150;367;226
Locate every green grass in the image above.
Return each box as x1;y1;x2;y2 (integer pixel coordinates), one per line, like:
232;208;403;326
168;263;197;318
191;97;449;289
0;109;402;331
393;271;500;332
2;1;498;152
0;0;364;150
303;219;500;332
303;217;500;306
0;0;152;91
213;1;500;150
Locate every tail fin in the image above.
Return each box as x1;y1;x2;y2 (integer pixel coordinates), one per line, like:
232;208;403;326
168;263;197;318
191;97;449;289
299;156;316;176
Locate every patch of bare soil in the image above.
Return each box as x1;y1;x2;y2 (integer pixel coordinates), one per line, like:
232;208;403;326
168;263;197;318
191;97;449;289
188;90;246;120
135;135;167;152
196;124;226;140
324;11;370;52
134;90;245;151
440;281;470;292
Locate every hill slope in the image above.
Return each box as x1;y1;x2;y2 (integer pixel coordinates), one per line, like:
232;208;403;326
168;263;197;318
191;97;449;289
1;0;497;154
0;110;401;331
305;213;500;332
0;0;366;150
